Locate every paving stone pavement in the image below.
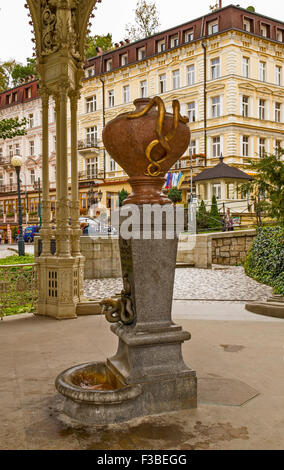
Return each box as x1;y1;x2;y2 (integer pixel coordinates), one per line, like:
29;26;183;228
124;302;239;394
84;266;273;303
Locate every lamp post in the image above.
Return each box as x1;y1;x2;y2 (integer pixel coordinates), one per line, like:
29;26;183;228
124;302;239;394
11;156;25;256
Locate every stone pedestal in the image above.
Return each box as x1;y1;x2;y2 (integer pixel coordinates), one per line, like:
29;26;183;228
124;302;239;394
107;207;197;416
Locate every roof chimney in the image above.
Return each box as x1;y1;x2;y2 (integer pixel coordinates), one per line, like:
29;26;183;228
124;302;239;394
219;0;222;8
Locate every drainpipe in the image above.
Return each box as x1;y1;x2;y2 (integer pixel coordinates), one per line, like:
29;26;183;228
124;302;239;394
202;41;207;167
99;53;106;180
201;14;207;167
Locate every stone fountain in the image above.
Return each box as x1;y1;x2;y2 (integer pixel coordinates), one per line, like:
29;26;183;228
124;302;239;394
55;97;197;424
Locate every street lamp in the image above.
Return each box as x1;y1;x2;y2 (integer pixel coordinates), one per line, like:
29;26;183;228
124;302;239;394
11;156;25;256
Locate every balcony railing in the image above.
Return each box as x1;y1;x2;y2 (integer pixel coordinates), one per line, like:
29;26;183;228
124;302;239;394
0;184;18;193
79;170;104;181
78;139;99;150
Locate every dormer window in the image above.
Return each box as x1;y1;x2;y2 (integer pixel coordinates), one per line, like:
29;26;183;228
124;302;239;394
260;23;270;38
157;39;166;53
243;19;251;32
185;30;194;43
208;20;218;35
120;53;128;66
25;87;32;99
138;47;146;60
276;29;283;42
170;35;179;48
105;59;112;72
86;68;95;78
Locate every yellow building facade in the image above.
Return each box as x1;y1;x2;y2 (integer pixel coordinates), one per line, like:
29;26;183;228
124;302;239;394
76;4;284;209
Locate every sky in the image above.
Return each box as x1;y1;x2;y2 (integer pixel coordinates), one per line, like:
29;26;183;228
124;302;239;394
0;0;283;64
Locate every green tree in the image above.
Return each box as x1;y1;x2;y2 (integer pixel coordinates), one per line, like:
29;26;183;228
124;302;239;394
85;34;113;59
125;0;160;42
167;187;182;205
196;200;209;230
209;195;222;230
240;148;284;226
0;117;27;140
118;188;129;207
11;58;37;87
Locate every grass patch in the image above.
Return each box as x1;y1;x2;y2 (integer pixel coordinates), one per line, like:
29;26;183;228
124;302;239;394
0;254;34;265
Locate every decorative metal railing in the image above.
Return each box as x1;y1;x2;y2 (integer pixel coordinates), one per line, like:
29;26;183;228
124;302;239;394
0;263;38;320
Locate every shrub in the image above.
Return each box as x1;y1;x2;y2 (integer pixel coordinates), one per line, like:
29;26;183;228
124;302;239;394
209;195;222;230
244;226;284;295
167;187;182;204
118;188;129;207
196;200;209;230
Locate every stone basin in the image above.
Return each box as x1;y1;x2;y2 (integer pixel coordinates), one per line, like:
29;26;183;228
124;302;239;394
55;362;143;425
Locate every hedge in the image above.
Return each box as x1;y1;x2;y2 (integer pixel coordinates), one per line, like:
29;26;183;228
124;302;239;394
244;226;284;295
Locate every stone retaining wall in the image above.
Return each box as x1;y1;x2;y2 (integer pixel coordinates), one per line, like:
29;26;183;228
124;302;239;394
177;229;257;268
211;230;256;266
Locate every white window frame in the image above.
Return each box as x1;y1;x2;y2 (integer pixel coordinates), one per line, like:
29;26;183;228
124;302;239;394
86;157;98;178
212;136;221;158
212;96;221;118
171;35;179;48
86;96;96;113
185;30;194;42
123;85;130;104
138;47;146;60
211;58;220;80
108;90;114;108
242;95;249;117
242;57;249;78
30;140;35;156
187;65;195;85
159;74;167;93
258;99;266;120
275;102;281;123
106;59;112;72
259;138;266;157
259;61;266;82
86;126;97;146
157;40;166;53
173;70;180;90
275;66;282;86
242;136;249;157
188;102;196;122
140;80;147;98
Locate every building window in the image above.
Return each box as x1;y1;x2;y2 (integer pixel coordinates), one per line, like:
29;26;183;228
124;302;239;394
208;21;218;35
213;183;221;199
30;141;35;156
30;169;35;185
105;59;112;72
259;138;266;157
9;172;14;186
25;87;32;99
86;157;98;178
275;140;281;154
188;102;196;122
259;99;266;120
243;20;251;32
259;61;266;82
275;103;281;123
212;96;221;118
29;113;34;128
185;30;194;42
123;85;130;103
242;136;249;156
159;74;166;93
138;47;146;60
86;127;97;146
109;157;116;172
275;66;282;86
277;29;283;42
260;25;268;37
121;54;128;66
187;65;195;85
157;40;166;52
15;144;20;156
108;90;114;108
242;96;249;117
86;96;96;113
211;58;220;80
9;145;13;157
170;35;179;48
242;57;249;78
140;80;147;98
189;140;196;155
173;70;180;89
212;137;221;158
86;67;95;78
